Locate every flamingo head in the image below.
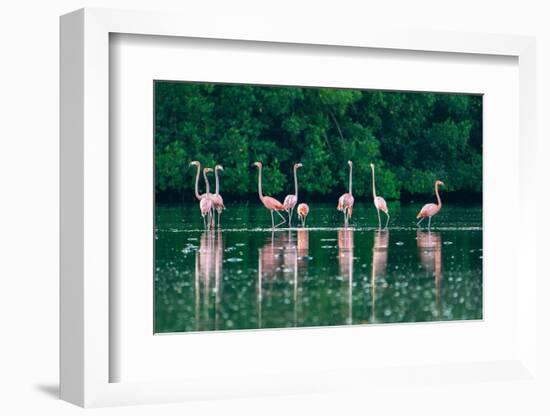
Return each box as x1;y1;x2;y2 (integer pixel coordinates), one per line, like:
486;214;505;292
189;160;200;167
436;180;445;186
215;164;224;171
348;160;353;166
204;167;213;174
295;163;303;169
253;161;262;168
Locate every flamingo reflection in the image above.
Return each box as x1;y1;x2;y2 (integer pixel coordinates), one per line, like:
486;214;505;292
294;229;310;324
416;230;443;318
257;231;290;328
338;228;354;324
257;230;308;328
297;228;309;273
370;230;389;323
194;229;223;330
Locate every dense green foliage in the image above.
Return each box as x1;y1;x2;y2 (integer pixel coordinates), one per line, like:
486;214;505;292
155;81;482;202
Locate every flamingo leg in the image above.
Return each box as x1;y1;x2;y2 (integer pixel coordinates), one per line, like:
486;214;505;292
376;208;381;229
275;210;286;228
271;210;275;229
344;209;348;228
217;211;221;228
417;217;424;227
428;216;432;231
289;207;294;227
384;212;390;229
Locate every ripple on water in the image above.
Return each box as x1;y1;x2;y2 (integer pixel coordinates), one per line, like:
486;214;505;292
226;257;243;263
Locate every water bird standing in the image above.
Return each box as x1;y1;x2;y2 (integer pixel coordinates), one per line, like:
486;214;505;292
253;162;287;229
190;160;209;201
416;180;445;230
211;165;225;227
190;160;214;228
337;160;354;227
297;203;309;227
370;163;390;229
283;163;303;227
199;167;215;229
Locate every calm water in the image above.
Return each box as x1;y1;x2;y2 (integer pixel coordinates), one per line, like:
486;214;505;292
155;202;482;333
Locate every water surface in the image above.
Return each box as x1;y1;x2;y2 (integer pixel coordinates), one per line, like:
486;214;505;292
155;203;482;333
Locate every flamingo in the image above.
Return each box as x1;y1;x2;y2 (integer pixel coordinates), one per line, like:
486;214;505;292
283;163;303;227
416;180;445;230
337;160;354;227
190;160;212;227
211;165;225;227
189;161;209;201
253;162;287;229
370;163;390;229
199;167;214;229
297;203;309;227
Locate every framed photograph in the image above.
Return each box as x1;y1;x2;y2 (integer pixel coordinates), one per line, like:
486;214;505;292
60;8;538;407
152;80;482;335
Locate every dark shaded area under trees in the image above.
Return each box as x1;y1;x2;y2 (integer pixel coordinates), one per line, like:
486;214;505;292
155;81;482;203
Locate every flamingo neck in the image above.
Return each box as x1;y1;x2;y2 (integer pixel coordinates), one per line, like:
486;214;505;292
435;182;442;208
293;166;299;199
203;171;210;194
348;164;353;195
257;166;264;200
194;163;202;199
371;165;377;199
215;168;220;195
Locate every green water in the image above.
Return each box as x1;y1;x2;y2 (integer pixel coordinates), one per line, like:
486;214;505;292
154;202;482;333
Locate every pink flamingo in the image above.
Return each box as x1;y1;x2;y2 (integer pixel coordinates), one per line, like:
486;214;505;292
370;163;390;229
253;162;287;229
337;160;354;227
283;163;303;227
189;160;209;200
199;167;215;229
297;203;309;227
416;180;445;230
190;161;214;228
211;165;225;227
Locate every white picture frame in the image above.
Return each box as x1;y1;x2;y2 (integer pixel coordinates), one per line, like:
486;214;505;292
60;7;538;407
